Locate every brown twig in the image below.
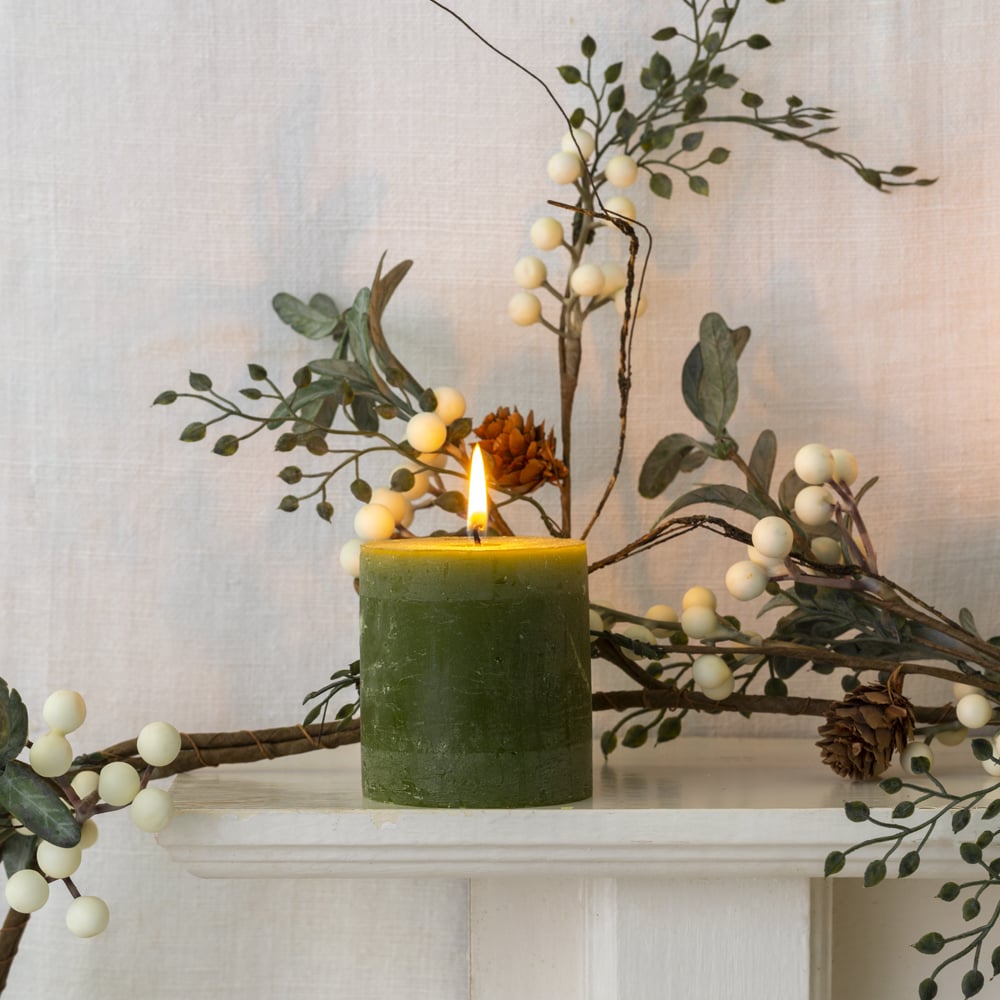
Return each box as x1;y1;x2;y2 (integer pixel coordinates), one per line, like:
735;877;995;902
0;907;29;994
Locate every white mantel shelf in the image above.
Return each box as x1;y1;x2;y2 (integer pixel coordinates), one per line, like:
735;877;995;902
159;737;989;1000
159;736;986;880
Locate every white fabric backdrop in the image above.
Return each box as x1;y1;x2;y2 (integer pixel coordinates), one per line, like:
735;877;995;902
2;0;998;996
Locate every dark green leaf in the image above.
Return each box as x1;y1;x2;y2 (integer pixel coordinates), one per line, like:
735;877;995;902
305;436;329;456
763;677;787;697
278;495;299;513
711;7;735;22
649;173;673;199
350;395;379;433
569;107;586;129
844;800;870;822
617;110;639;141
962;969;984;997
695;312;739;435
0;682;28;766
860;168;883;191
0;761;80;848
878;776;903;794
239;387;262;400
350;479;372;503
748;429;777;495
275;432;297;452
913;932;945;955
390;468;415;493
681;131;703;152
649;52;670;82
746;34;771;49
892;801;915;819
153;390;177;406
937;882;960;901
656;716;682;743
558;65;582;84
898;851;921;878
447;417;473;444
212;434;239;457
959;608;980;637
581;35;596;58
638;433;704;498
863;859;886;887
652;26;677;41
953;808;972;833
683;95;707;120
1;830;37;878
180;422;207;443
604;62;622;84
978;830;995;849
293;366;312;389
608;85;625;112
960;842;983;865
715;72;738;89
435;491;466;515
918;979;938;1000
648;125;675;150
689;175;709;196
823;850;846;876
708;147;730;164
248;363;268;381
742;91;764;110
600;730;617;758
991;945;1000;977
622;725;648;748
308;293;339;318
272;293;338;339
188;372;212;392
972;738;994;761
962;897;981;921
984;799;1000;820
278;466;302;485
660;483;775;522
316;501;334;522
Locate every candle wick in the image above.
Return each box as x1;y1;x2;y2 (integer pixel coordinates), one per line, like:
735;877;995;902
472;527;482;546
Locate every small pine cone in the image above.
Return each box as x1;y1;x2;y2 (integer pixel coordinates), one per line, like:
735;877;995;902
474;406;568;495
816;682;915;780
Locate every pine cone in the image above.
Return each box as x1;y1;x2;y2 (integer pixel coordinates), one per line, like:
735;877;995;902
474;407;568;495
816;682;915;780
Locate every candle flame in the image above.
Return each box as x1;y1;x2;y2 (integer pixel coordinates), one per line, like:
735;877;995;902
467;444;488;536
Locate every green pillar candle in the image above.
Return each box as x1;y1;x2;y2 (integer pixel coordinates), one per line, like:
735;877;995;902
359;537;592;808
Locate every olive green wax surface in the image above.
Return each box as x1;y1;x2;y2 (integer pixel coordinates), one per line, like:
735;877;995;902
359;538;593;808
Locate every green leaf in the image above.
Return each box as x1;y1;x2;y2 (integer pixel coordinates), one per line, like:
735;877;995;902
608;85;625;112
918;979;939;1000
962;897;981;921
763;677;787;697
878;776;903;794
278;466;302;485
0;761;80;848
153;390;177;406
708;147;730;165
248;363;268;381
746;34;771;50
435;491;466;515
617;110;639;140
711;7;735;22
953;808;972;833
823;850;846;876
350;479;372;503
622;725;648;748
656;716;682;743
274;433;297;452
937;882;960;901
961;969;985;997
390;468;415;493
659;483;774;522
683;95;707;121
959;841;983;865
913;933;946;955
316;501;334;522
0;682;28;766
984;799;1000;820
188;372;212;392
212;434;239;457
600;730;617;758
350;395;379;433
898;851;921;878
638;433;705;499
652;26;677;41
972;737;994;761
748;429;777;495
681;131;703;152
180;422;207;443
581;35;596;58
272;293;338;339
569;107;586;129
863;859;886;887
293;366;312;389
278;495;299;512
1;830;37;878
604;62;622;84
308;293;339;318
649;173;673;199
648;125;675;150
689;175;710;196
742;91;764;109
239;387;262;400
991;945;1000;977
695;312;739;435
892;801;915;819
959;607;980;637
860;167;883;191
558;65;582;84
844;800;870;823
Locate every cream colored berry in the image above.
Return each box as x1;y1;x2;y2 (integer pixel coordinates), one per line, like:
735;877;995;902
604;195;636;221
136;721;182;768
70;770;100;800
513;256;547;289
29;731;73;778
418;451;448;470
956;693;994;729
751;517;794;560
692;654;731;690
79;818;99;850
588;609;605;632
130;787;176;833
529;217;564;251
370;488;414;529
810;536;842;565
954;682;981;700
570;264;606;297
42;690;87;734
406;411;448;453
600;262;627;297
604;154;638;188
5;869;49;914
746;545;785;576
680;605;717;639
702;673;735;701
353;503;396;542
547;150;582;185
794;443;835;485
66;896;110;938
794;485;835;527
561;128;595;160
432;386;466;426
98;761;141;807
508;291;542;326
935;726;967;747
682;586;717;611
339;538;362;577
831;448;859;485
645;604;678;637
36;841;82;880
725;560;769;602
620;624;657;660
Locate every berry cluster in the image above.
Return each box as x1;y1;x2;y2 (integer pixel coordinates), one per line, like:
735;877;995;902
5;691;181;939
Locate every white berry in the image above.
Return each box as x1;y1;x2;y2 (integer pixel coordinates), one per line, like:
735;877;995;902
418;451;448;470
508;291;542;326
751;517;794;560
604;153;638;188
339;538;362;577
42;690;87;734
5;869;49;914
604;195;636;221
680;605;718;639
513;256;547;289
66;895;109;938
79;818;99;850
570;264;606;297
682;586;717;611
725;560;769;601
35;841;82;880
98;761;141;807
130;787;176;833
692;654;731;690
702;673;735;701
954;682;981;700
600;262;627;297
29;731;73;778
831;448;859;485
136;721;182;768
547;150;583;185
620;624;656;660
529;216;564;251
794;443;835;485
956;693;994;729
588;609;604;632
432;386;466;426
561;128;595;160
900;741;934;775
353;503;396;542
70;770;100;799
746;545;785;575
645;604;678;636
613;289;647;317
370;487;414;529
794;485;835;527
810;536;842;564
935;726;967;748
405;411;448;453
